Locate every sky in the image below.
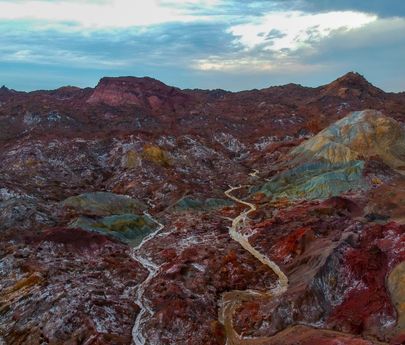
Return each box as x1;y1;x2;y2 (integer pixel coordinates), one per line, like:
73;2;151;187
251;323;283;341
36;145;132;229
0;0;404;92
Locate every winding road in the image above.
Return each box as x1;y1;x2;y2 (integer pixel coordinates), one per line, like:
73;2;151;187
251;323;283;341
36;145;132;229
131;212;165;345
130;186;385;345
220;185;289;345
130;172;390;345
220;184;388;345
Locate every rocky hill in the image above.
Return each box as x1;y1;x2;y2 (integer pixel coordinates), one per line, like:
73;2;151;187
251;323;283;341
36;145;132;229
0;73;405;345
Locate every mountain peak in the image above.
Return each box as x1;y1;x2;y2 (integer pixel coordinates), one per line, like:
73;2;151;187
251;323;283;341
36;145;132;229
0;85;16;97
333;72;372;88
338;71;368;82
87;76;188;109
96;76;170;89
321;72;383;98
0;85;10;93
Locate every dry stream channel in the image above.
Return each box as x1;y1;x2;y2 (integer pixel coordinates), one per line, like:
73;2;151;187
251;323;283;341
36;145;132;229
219;185;289;345
130;185;380;345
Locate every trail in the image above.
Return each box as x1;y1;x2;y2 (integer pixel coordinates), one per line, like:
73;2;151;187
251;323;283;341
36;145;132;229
220;184;385;345
248;169;259;178
131;212;164;345
224;185;288;290
220;185;288;345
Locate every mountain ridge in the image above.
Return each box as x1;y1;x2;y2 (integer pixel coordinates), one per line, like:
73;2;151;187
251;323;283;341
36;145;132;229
1;71;403;95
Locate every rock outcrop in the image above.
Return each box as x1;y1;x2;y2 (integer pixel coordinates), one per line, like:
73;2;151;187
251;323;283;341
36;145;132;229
87;76;190;111
61;192;147;218
260;110;405;200
291;110;405;169
320;72;384;99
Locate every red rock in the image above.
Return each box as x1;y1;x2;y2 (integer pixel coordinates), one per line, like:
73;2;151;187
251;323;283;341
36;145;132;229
87;76;190;111
271;226;312;263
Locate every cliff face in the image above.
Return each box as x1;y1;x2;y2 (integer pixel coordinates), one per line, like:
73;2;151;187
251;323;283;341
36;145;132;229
87;76;190;111
0;73;405;345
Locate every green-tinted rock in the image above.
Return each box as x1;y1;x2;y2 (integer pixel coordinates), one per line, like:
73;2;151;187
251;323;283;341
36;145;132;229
69;213;157;246
205;198;234;208
175;197;233;210
260;160;367;200
62;192;147;217
257;110;405;201
291;110;405;170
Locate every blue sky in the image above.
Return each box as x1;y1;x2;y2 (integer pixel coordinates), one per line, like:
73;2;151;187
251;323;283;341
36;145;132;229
0;0;404;91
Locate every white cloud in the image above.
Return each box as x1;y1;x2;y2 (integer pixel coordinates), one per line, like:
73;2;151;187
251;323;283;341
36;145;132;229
0;0;219;29
193;10;379;73
0;0;400;89
195;56;273;71
229;10;378;52
194;56;324;73
0;45;127;68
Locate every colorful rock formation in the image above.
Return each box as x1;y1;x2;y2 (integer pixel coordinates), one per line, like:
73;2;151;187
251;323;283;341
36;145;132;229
260;110;405;200
62;192;147;217
291;110;405;169
69;214;157;246
0;73;405;345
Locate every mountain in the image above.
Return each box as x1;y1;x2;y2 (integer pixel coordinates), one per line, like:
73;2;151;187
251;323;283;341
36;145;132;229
0;73;405;345
0;72;404;143
320;71;384;98
87;76;190;110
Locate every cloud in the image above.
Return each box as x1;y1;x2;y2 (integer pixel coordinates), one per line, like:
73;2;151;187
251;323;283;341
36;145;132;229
294;16;405;91
194;56;325;75
300;0;405;18
0;0;221;30
0;47;127;68
192;10;377;73
228;11;377;52
0;19;237;71
0;0;404;92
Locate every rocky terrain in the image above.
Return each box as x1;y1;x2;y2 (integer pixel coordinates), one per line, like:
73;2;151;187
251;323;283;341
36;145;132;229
0;72;405;344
